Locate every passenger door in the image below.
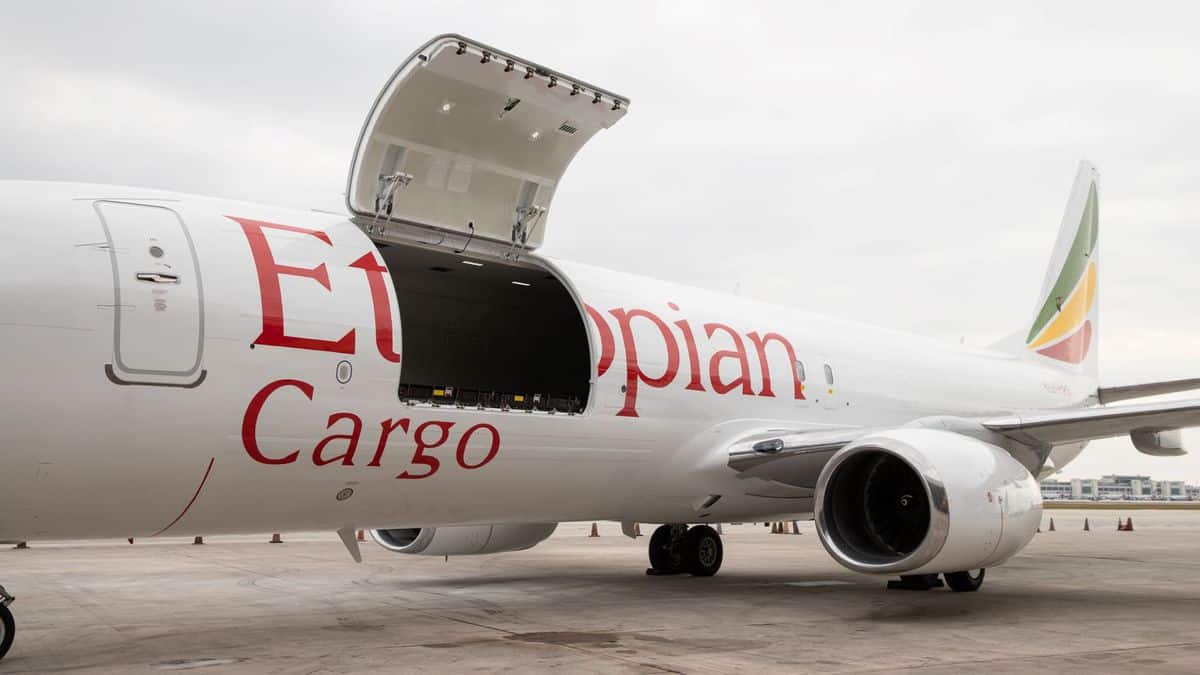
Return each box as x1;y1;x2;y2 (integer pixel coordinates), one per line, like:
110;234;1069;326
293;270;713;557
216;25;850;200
95;201;206;387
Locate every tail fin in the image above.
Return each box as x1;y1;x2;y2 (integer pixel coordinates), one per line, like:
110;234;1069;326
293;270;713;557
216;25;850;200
1022;161;1100;377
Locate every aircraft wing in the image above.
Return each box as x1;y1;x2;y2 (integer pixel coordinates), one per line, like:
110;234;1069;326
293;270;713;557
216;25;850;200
726;427;882;489
727;399;1200;487
728;428;868;473
1097;377;1200;404
982;398;1200;452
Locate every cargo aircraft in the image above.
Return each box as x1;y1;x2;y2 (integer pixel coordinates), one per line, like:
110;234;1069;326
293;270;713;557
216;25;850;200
1;34;1198;660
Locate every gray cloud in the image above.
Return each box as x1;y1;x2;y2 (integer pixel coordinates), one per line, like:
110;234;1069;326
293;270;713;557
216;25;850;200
2;1;1197;479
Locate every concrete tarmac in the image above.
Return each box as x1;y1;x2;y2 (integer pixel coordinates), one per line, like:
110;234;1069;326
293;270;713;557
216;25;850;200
2;510;1200;673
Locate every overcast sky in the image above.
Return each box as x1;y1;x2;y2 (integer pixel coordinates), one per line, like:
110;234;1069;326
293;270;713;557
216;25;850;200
2;2;1197;480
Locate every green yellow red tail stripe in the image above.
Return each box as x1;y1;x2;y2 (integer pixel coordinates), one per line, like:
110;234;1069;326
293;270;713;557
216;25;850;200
1026;182;1098;364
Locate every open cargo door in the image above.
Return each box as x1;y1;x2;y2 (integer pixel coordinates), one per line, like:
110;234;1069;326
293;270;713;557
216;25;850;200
347;34;629;254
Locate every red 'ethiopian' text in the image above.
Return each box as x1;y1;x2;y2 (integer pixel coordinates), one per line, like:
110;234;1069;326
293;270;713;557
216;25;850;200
585;302;807;417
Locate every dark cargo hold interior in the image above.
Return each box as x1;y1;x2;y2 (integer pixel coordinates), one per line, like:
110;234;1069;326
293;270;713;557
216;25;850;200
375;243;590;413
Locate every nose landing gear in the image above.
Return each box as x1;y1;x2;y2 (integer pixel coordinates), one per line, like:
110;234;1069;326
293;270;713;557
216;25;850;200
0;584;14;661
646;524;724;577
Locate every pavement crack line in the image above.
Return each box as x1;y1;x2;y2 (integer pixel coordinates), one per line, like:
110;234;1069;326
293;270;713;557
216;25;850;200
1028;552;1199;567
841;639;1200;673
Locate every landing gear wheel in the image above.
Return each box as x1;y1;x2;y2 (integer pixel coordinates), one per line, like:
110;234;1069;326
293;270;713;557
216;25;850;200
0;602;13;661
944;569;985;592
682;525;723;577
647;524;685;575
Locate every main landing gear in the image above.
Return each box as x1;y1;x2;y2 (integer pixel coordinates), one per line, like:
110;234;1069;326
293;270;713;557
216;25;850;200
646;524;723;577
887;569;985;592
0;584;14;661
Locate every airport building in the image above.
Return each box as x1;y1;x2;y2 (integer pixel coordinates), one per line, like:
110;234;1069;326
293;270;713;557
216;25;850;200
1040;475;1194;501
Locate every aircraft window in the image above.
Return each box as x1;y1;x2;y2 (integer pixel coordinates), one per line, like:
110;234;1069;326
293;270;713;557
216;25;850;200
824;364;834;386
793;360;806;382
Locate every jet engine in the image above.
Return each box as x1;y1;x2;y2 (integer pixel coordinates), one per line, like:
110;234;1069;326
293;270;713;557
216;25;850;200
369;523;557;556
814;428;1041;576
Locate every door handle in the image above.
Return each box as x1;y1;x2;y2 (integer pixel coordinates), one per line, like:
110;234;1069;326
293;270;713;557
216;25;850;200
135;272;181;284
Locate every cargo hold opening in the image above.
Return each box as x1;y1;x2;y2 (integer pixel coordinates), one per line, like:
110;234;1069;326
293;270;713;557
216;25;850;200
377;242;590;414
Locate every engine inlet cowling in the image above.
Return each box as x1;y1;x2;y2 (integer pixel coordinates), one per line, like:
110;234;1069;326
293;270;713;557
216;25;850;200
370;523;557;556
815;428;1042;576
824;450;935;563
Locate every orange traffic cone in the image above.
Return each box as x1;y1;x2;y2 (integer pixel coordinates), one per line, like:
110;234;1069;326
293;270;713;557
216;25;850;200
357;529;366;542
270;533;283;544
1083;518;1090;532
1049;518;1056;532
589;522;599;537
1125;517;1134;532
193;536;204;545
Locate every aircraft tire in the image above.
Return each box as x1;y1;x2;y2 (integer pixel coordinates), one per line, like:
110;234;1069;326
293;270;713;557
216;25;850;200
683;525;723;577
944;569;985;592
648;525;684;574
0;603;13;661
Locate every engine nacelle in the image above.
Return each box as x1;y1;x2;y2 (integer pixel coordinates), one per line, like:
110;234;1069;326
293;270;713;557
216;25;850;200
369;523;557;556
814;428;1041;576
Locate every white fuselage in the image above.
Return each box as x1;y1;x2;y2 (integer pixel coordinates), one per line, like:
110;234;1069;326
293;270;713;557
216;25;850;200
0;182;1092;541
